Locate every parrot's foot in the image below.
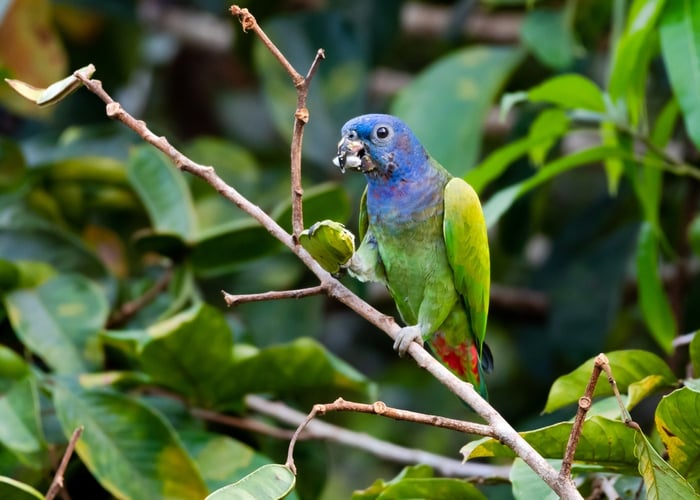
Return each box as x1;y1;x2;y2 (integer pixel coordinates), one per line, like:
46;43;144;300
393;325;424;357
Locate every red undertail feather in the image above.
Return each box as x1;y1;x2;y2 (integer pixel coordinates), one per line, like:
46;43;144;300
429;332;480;383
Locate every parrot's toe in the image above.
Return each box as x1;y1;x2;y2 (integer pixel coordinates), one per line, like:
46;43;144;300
393;325;424;357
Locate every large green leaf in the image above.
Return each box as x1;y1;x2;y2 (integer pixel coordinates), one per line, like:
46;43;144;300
0;347;45;468
510;458;560;500
483;145;631;228
216;337;376;409
504;73;606;114
660;0;700;149
5;275;107;373
655;387;700;492
352;464;485;500
0;476;44;500
205;464;295;500
462;416;637;470
127;146;197;240
543;350;676;413
608;0;666;126
636;223;677;353
53;382;208;500
392;45;524;176
690;332;700;376
521;7;579;69
139;304;234;407
180;429;286;494
635;429;699;499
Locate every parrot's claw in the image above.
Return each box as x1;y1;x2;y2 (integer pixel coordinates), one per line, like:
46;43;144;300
393;325;424;357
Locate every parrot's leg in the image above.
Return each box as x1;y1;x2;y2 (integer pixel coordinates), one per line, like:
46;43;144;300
393;325;424;356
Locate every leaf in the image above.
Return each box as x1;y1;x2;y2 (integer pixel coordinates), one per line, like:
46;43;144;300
462;416;638;471
634;429;700;499
0;476;44;500
216;337;376;409
0;0;67;117
636;223;677;353
691;332;700;376
392;45;524;176
608;0;666;126
272;182;352;233
139;304;234;407
5;64;94;106
5;275;108;373
526;108;571;166
660;0;700;149
510;458;560;500
126;146;197;240
523;73;607;113
544;350;676;413
0;347;45;468
53;382;208;500
205;464;295;500
483;145;631;228
521;8;579;69
179;429;281;493
655;387;700;491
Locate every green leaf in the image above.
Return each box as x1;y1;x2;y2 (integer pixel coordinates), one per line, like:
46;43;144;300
636;223;677;353
392;45;524;176
525;73;606;112
180;429;280;494
352;464;484;500
190;220;281;277
139;304;234;407
510;458;560;500
127;146;197;240
53;382;208;500
608;0;666;126
634;429;700;499
0;476;44;500
272;182;351;233
655;387;700;491
205;464;295;500
544;350;676;413
462;416;638;470
5;275;107;373
0;347;45;468
483;145;630;228
526;108;571;166
217;337;376;409
691;332;700;376
660;0;700;149
690;215;700;257
521;8;579;69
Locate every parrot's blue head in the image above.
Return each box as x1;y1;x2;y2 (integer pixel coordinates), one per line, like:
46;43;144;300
333;114;429;181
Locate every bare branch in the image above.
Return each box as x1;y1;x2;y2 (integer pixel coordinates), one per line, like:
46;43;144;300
222;285;325;306
107;266;173;327
190;407;299;440
45;427;83;500
246;395;509;479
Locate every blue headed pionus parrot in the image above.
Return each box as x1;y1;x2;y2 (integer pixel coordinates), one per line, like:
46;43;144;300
333;114;492;397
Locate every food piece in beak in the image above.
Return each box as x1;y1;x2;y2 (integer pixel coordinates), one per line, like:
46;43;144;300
333;136;364;173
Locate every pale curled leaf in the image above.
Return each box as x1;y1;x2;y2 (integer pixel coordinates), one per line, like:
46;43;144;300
5;64;95;107
205;464;295;500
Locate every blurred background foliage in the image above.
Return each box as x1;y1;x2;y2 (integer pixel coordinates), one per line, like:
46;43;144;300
1;0;700;498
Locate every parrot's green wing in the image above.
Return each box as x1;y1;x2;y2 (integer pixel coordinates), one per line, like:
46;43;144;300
358;186;369;242
443;178;490;349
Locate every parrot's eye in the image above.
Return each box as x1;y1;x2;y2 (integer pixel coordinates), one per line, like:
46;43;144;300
373;125;392;143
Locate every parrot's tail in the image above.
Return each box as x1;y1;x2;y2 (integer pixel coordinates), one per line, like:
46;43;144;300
428;332;491;399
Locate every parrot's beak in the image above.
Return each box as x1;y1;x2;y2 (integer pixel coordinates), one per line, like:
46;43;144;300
333;136;365;173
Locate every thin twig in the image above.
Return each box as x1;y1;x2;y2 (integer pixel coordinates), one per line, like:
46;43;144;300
246;395;509;479
230;5;325;241
284;398;495;474
559;354;605;481
45;427;83;500
222;285;325;307
107;266;173;327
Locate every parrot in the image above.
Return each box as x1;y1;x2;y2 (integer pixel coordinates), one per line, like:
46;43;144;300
332;114;492;397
